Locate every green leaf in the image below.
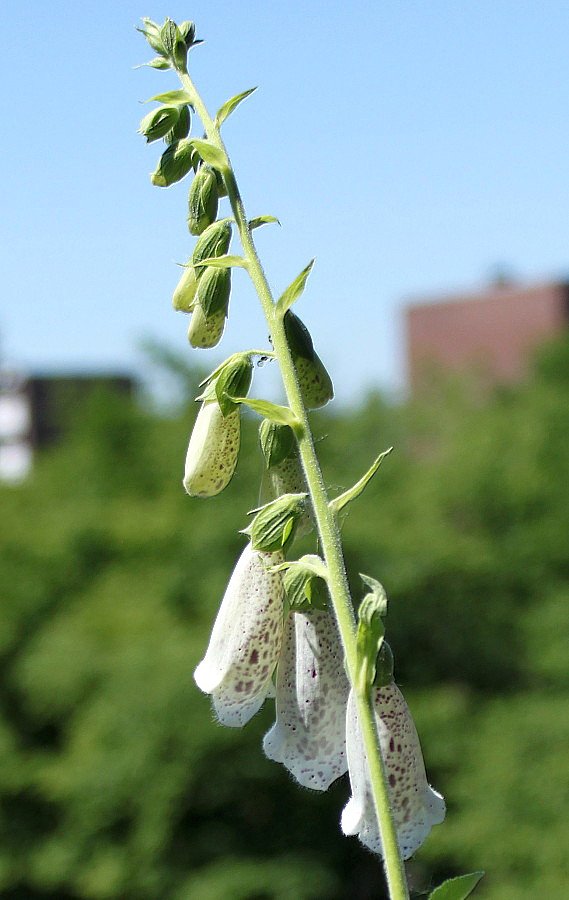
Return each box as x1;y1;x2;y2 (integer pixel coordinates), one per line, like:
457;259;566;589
194;254;247;269
249;214;280;230
147;89;193;105
276;259;315;315
329;447;392;516
190;139;227;170
230;398;303;433
215;87;257;127
428;872;485;900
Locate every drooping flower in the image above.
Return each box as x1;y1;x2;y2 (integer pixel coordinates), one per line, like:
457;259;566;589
341;684;446;859
194;543;284;727
263;608;349;790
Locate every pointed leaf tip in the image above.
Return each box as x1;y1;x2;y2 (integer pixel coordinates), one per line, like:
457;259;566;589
428;872;485;900
215;87;257;126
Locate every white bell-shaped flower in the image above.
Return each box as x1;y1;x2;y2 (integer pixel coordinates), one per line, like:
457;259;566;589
341;684;445;859
194;543;284;727
263;608;349;790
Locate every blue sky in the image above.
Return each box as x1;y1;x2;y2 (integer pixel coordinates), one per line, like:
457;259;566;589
3;0;568;402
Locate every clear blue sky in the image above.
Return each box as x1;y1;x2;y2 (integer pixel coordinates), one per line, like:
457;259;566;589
3;0;568;402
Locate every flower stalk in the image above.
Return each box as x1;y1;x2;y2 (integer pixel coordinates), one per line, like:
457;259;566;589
176;65;411;900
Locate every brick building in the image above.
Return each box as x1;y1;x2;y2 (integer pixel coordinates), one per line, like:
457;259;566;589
405;280;569;391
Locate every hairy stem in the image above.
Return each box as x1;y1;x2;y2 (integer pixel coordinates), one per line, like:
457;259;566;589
180;69;410;900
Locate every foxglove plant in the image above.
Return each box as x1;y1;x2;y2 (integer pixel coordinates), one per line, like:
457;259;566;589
136;17;483;900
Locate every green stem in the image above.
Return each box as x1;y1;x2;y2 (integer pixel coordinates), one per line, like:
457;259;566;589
180;69;409;900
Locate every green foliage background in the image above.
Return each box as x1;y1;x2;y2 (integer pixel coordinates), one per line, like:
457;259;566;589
1;339;568;899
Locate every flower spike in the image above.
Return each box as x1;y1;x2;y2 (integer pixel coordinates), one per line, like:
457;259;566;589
194;543;285;726
263;608;349;790
341;684;446;859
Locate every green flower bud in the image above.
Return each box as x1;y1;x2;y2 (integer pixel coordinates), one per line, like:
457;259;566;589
160;19;188;72
138;17;166;56
171;221;232;313
178;20;196;47
259;421;296;469
151;138;197;187
187;303;226;349
172;261;198;312
183;400;240;497
283;311;334;409
138;105;181;143
195;266;231;318
164;104;191;144
187;166;219;235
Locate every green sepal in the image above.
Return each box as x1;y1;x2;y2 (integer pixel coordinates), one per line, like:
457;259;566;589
190;138;227;171
276;260;315;316
164;105;191;144
329;447;393;516
355;574;388;696
214;354;253;416
230;397;303;434
215;87;257;127
195;266;231;318
160;19;187;72
248;493;308;553
192;219;232;264
138;105;181;143
259;420;296;469
428;873;485;900
249;215;280;230
194;254;247;269
137;18;166;56
374;641;394;687
187;166;218;235
178;20;196;47
283;310;315;361
150;138;197;187
147;89;193;105
272;555;329;613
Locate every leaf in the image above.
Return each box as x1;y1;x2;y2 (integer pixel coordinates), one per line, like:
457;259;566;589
215;87;257;127
147;89;193;105
428;872;485;900
230;398;303;433
275;259;315;315
329;447;392;516
190;138;227;170
249;214;280;230
136;57;171;70
193;254;247;269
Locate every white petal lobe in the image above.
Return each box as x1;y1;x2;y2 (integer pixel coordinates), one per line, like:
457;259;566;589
263;608;349;790
194;543;284;727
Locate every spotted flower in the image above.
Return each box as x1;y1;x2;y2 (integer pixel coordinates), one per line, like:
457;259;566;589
341;684;446;859
183;399;240;497
263;608;349;790
194;543;284;727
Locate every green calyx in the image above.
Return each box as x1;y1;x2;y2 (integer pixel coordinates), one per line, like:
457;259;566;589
187;166;219;235
139;105;181;143
259;421;296;469
213;354;253;416
151;137;198;187
247;493;308;553
272;555;329;612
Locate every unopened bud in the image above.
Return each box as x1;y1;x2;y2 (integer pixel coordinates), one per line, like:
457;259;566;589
151;138;197;187
183;400;240;497
284;311;334;409
138;105;180;143
164;104;191;144
187;303;226;348
195;266;231;317
187;166;219;235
